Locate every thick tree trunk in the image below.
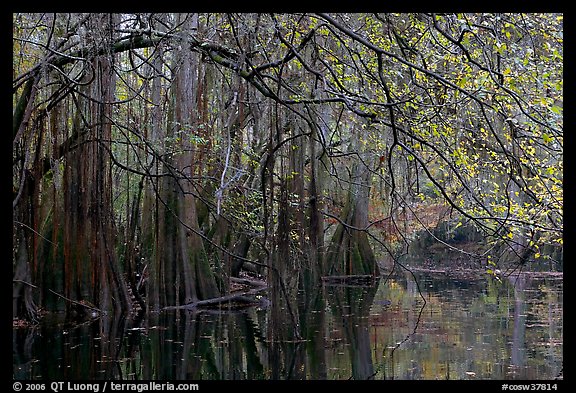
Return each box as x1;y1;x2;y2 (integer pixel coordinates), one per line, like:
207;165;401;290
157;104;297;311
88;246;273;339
141;33;166;311
58;15;133;316
326;161;379;276
156;13;220;307
13;232;37;320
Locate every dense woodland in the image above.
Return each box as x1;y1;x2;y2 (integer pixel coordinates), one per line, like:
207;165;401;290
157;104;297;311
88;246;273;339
13;13;562;330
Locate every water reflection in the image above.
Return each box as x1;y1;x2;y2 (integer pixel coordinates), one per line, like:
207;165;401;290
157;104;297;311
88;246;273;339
13;271;562;380
326;281;379;379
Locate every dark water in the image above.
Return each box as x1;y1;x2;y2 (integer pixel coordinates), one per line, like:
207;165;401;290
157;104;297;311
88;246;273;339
13;271;562;380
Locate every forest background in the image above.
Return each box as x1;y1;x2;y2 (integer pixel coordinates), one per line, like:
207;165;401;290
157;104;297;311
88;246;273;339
12;13;562;330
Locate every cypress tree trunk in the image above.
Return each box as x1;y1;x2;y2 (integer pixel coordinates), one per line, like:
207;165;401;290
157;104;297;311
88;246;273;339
326;161;379;276
52;15;133;317
306;116;328;278
155;13;220;307
141;30;166;311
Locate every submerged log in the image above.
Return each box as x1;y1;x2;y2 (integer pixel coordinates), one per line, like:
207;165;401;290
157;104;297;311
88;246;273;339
321;275;378;286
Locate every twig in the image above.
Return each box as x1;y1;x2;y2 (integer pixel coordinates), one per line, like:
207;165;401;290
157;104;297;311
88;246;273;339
13;279;38;288
48;289;103;314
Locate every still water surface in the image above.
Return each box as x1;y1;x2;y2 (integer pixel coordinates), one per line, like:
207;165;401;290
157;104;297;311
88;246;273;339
13;271;562;380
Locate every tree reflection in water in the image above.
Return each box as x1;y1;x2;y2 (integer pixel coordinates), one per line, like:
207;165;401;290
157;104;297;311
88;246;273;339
325;279;379;380
13;272;562;380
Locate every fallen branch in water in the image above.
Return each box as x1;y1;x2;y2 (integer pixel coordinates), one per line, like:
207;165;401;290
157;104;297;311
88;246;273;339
230;276;266;287
321;275;378;286
163;278;268;311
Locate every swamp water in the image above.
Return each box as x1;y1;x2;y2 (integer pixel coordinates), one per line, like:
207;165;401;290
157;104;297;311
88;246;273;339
13;270;562;380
